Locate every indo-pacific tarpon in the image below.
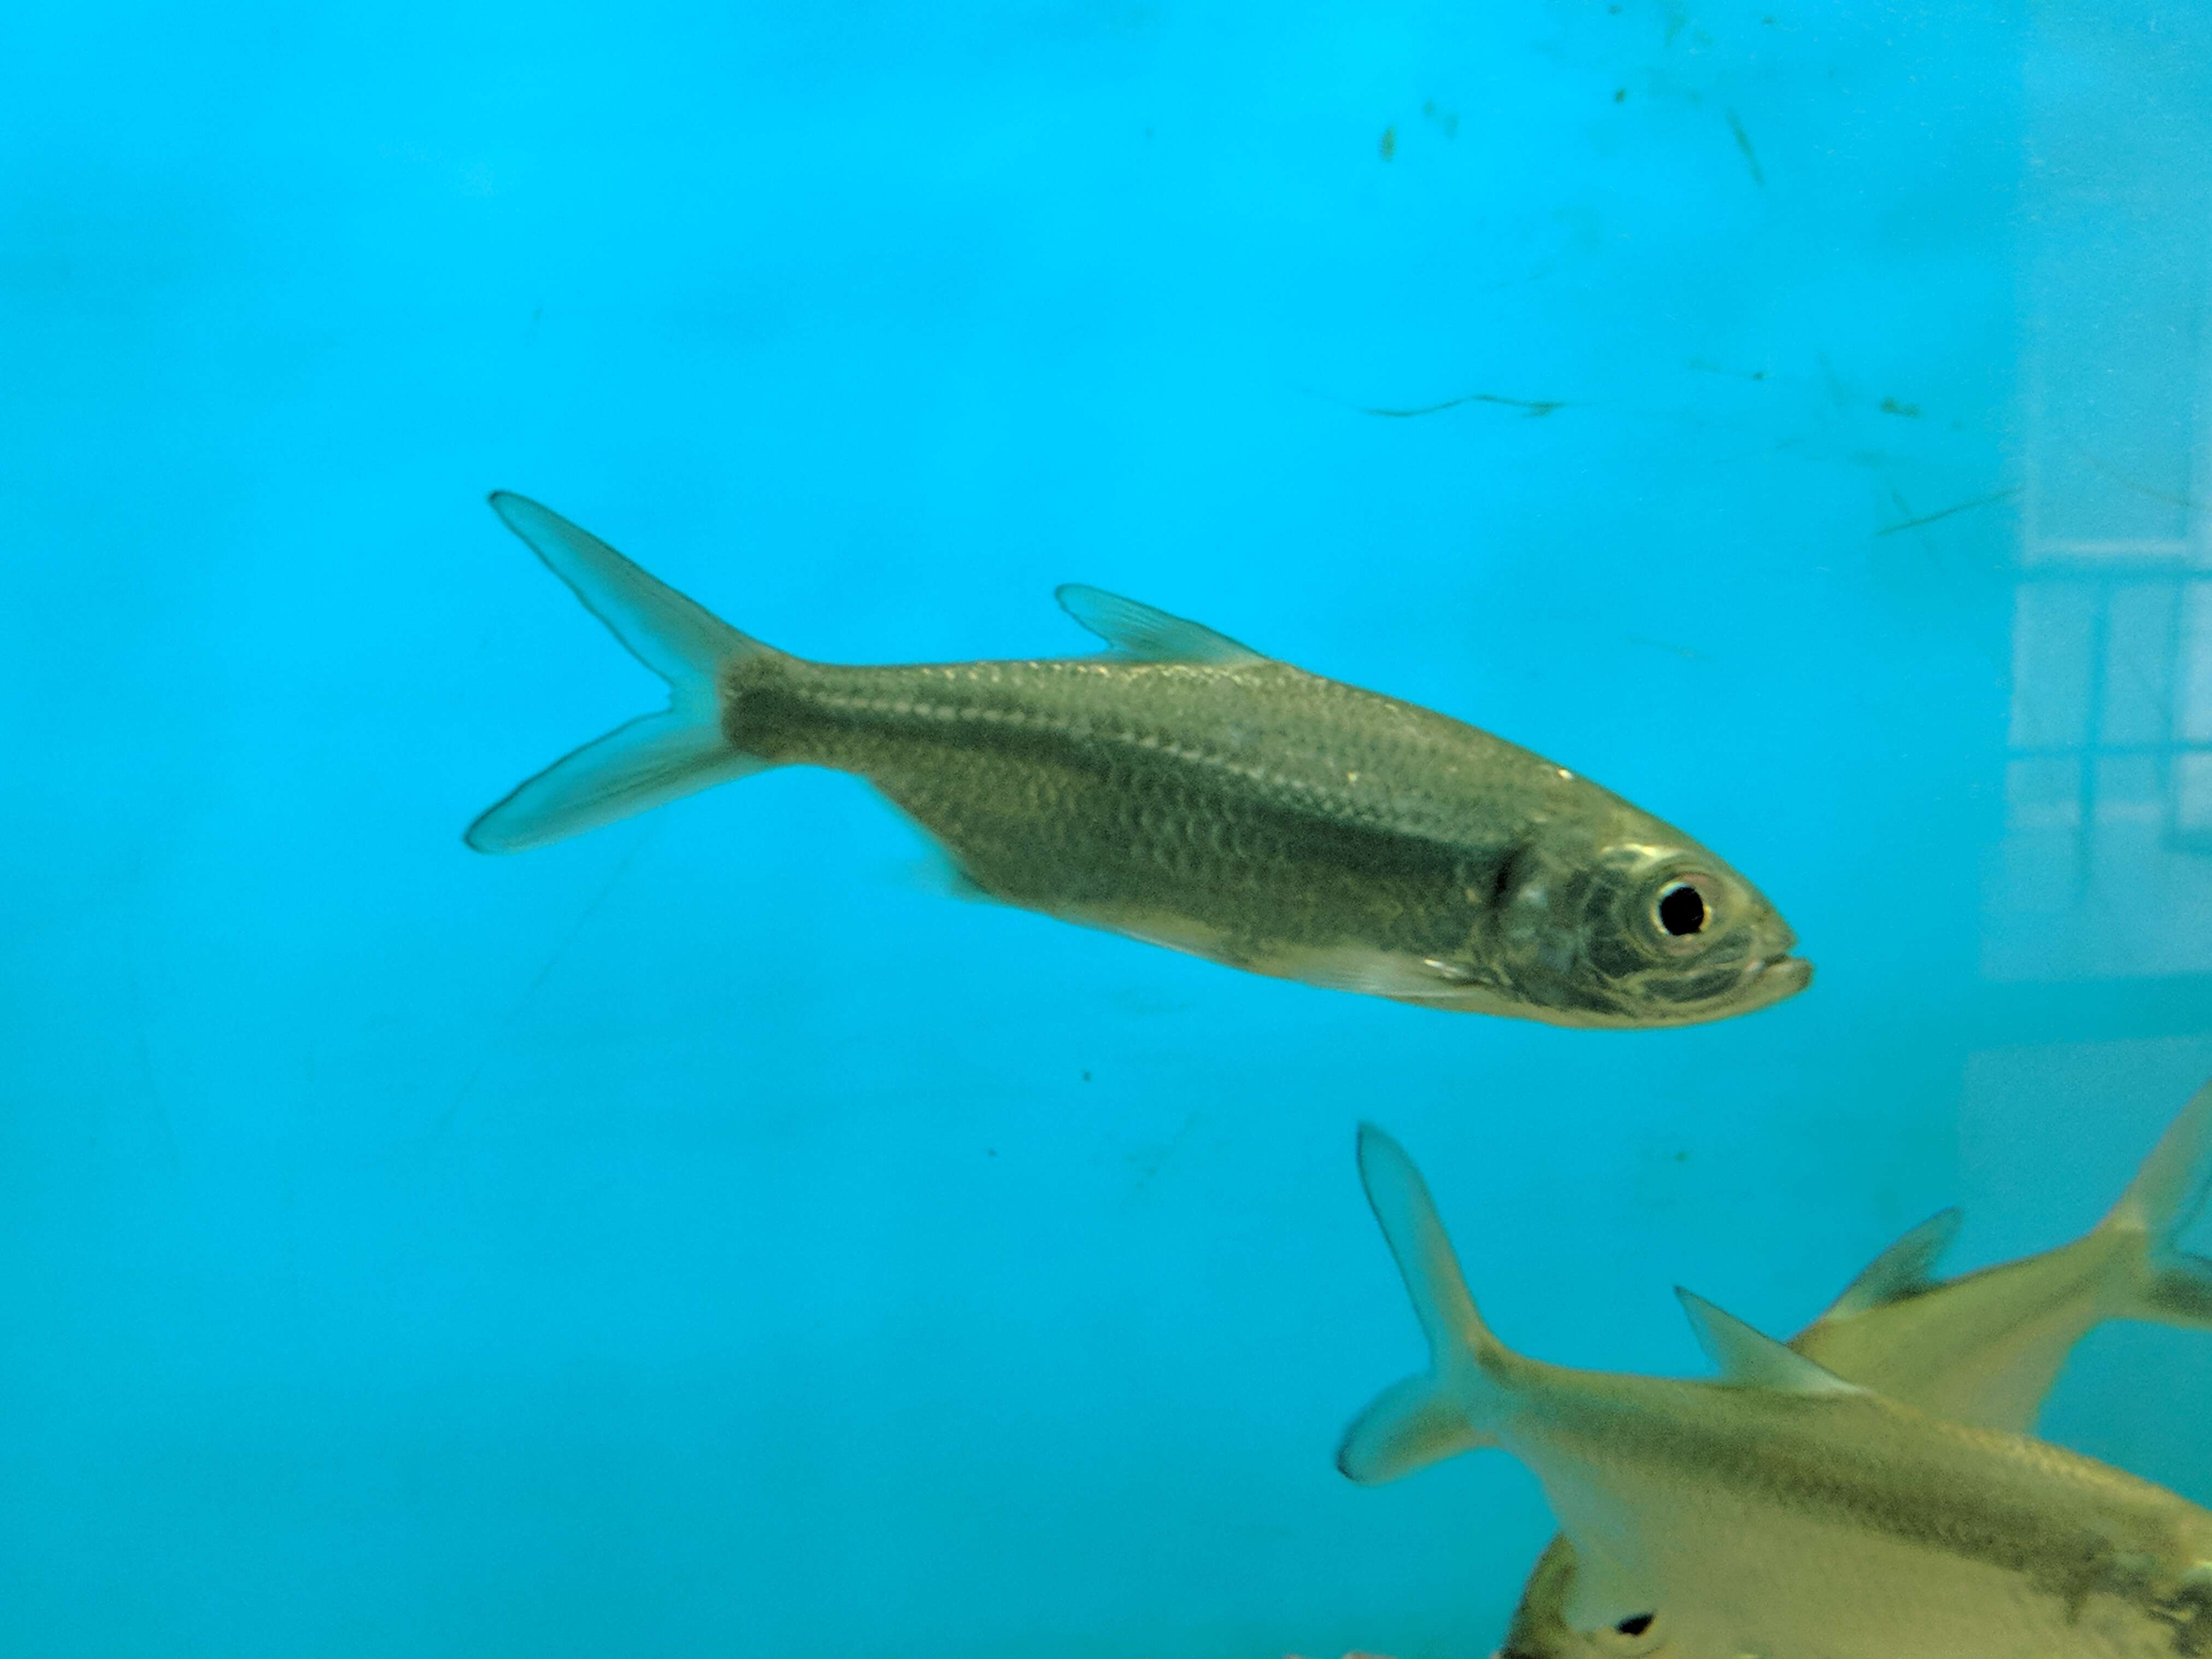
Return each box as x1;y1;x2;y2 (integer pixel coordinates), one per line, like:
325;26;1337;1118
468;493;1808;1027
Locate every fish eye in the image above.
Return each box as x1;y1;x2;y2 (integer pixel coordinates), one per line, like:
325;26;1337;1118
1656;882;1705;937
1596;1610;1664;1654
1650;876;1711;942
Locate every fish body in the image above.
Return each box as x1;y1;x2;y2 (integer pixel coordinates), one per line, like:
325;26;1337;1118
1490;1355;2212;1659
1496;1078;2212;1658
467;494;1808;1027
1339;1120;2212;1659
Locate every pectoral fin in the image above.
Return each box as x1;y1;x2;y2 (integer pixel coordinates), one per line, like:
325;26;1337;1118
1285;947;1482;1001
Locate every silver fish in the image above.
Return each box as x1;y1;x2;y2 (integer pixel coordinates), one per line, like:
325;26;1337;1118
1338;1117;2212;1659
1493;1077;2212;1658
466;494;1808;1027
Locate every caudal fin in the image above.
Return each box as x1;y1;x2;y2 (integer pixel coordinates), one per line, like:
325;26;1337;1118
1337;1125;1509;1485
2096;1075;2212;1328
467;493;784;853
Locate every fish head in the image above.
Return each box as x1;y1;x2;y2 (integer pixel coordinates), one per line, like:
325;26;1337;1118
1497;1537;1680;1659
1489;831;1809;1027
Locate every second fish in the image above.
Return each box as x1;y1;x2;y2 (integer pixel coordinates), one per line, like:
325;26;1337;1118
467;493;1809;1027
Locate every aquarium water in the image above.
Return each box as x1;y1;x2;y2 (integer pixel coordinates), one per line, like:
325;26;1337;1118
6;0;2212;1654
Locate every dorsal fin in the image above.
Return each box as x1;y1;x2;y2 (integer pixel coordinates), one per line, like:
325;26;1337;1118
1821;1209;1963;1321
1055;584;1266;666
1675;1289;1865;1395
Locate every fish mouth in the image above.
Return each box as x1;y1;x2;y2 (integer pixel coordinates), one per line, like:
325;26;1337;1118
1738;948;1813;1004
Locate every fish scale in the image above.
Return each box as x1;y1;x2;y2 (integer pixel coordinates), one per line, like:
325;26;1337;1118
738;657;1517;968
741;655;1499;834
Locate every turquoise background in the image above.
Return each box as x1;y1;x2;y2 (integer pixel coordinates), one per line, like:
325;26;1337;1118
8;1;2212;1653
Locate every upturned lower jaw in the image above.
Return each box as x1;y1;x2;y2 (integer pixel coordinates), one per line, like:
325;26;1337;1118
1742;951;1814;1003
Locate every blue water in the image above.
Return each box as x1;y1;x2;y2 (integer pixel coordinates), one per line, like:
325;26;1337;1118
9;1;2212;1654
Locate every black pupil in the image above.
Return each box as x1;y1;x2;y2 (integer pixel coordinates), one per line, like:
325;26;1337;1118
1616;1613;1655;1637
1657;883;1706;937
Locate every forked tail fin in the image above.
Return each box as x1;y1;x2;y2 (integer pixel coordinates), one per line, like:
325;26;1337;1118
466;493;785;853
1337;1125;1510;1485
2096;1075;2212;1328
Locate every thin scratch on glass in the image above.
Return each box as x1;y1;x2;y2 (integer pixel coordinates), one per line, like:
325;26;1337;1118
430;825;657;1141
1874;486;2021;537
1356;391;1566;418
2073;448;2212;515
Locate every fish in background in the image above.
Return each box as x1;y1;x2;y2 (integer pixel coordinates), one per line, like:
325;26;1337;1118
1490;1076;2212;1658
466;493;1808;1027
1337;1106;2212;1659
